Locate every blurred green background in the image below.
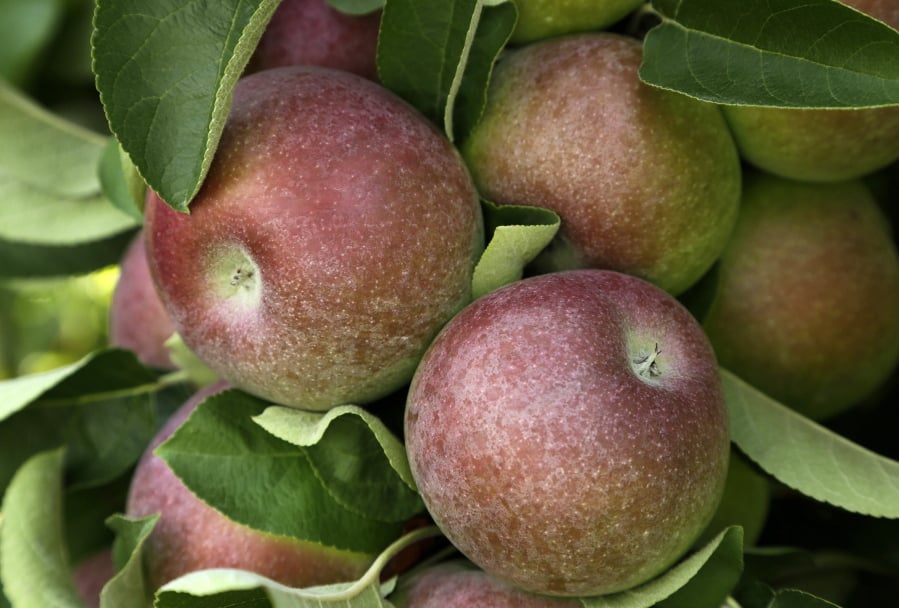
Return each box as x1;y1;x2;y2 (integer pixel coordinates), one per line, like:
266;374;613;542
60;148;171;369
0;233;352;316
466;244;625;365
1;0;118;379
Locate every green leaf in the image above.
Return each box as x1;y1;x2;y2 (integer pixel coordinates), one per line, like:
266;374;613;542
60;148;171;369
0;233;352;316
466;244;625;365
642;0;899;108
471;201;560;299
377;0;517;140
326;0;384;16
92;0;282;212
0;0;65;86
99;514;159;608
579;527;743;608
0;449;85;608
722;369;899;518
0;349;169;498
0;82;138;245
252;404;423;521
154;527;438;607
156;390;420;555
97;138;146;223
0;230;135;278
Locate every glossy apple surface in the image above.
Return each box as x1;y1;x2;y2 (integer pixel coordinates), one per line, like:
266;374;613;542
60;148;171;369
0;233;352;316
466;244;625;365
145;66;483;411
125;382;372;592
461;33;741;295
405;269;730;596
108;229;176;369
391;561;580;607
703;173;899;420
247;0;380;80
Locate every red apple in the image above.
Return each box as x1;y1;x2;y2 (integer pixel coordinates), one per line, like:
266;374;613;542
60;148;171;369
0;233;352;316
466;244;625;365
125;382;373;592
461;33;741;295
145;66;483;411
404;269;730;597
247;0;381;80
108;229;176;369
72;548;115;608
391;561;580;607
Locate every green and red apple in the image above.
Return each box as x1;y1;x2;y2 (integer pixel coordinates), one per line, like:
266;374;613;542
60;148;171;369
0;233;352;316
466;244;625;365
703;172;899;420
405;269;730;597
461;33;741;295
145;66;483;411
247;0;381;80
108;229;176;370
696;450;771;548
721;1;899;182
125;382;373;592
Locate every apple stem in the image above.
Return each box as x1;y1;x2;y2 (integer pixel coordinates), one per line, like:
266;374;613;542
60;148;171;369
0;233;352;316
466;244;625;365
634;343;662;378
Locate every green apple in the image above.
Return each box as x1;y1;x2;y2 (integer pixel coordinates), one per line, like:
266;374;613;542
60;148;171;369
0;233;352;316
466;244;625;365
405;269;730;596
509;0;646;44
145;66;483;411
721;1;899;182
461;33;741;295
703;172;899;420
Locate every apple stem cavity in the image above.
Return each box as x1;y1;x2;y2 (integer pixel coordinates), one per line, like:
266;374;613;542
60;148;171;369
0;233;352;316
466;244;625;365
210;245;263;309
633;343;662;378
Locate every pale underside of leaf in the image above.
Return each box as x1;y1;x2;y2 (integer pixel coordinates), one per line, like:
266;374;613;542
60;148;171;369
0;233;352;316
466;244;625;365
253;404;418;492
722;368;899;518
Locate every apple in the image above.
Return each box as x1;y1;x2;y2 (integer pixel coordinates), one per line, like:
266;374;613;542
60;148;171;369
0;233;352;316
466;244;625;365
391;561;581;607
509;0;646;45
246;0;381;81
108;229;176;369
145;66;483;411
702;172;899;420
461;33;741;296
695;449;771;548
72;548;115;608
404;269;730;597
125;381;373;592
720;1;899;182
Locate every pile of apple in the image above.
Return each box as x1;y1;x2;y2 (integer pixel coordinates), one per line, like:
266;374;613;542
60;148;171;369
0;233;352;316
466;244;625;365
99;0;899;606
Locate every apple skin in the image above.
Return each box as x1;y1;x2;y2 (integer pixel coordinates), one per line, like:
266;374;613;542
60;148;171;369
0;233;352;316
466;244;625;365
721;1;899;183
695;450;770;549
702;172;899;420
404;269;730;597
461;33;741;296
72;548;116;608
246;0;380;80
509;0;646;44
145;66;483;411
125;381;373;592
108;229;176;369
391;561;581;607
